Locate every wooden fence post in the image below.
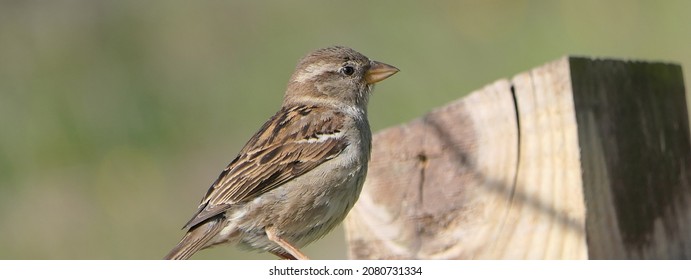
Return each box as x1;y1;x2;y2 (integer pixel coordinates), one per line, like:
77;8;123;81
344;56;691;259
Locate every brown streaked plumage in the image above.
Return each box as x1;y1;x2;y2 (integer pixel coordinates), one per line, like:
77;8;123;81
164;46;398;260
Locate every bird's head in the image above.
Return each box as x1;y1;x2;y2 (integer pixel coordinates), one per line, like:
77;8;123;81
284;46;399;111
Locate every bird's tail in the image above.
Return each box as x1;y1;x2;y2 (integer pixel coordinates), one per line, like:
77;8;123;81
163;219;224;260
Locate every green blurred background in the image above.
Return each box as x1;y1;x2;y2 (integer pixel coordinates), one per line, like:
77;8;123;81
0;0;689;259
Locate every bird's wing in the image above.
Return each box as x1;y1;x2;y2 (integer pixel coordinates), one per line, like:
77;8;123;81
182;105;349;229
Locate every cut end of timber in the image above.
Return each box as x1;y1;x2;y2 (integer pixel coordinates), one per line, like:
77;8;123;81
344;56;691;259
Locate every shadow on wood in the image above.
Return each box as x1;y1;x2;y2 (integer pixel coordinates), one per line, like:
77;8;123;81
344;56;691;259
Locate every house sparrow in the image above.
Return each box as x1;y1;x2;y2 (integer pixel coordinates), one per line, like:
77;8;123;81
164;46;399;260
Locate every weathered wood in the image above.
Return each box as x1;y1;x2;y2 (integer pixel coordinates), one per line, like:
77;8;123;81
344;56;691;259
571;58;691;259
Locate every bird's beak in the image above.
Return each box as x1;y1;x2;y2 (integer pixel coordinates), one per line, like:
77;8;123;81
365;61;399;84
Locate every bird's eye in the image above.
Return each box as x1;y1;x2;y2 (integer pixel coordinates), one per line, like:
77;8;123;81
340;65;355;76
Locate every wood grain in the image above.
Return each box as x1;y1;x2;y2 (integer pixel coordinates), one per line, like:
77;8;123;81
344;56;691;259
570;58;691;259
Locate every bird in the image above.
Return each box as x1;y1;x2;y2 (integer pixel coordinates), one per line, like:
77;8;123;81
164;46;399;260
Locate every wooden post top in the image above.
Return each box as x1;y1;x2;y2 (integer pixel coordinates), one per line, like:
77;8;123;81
344;57;690;259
